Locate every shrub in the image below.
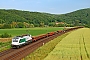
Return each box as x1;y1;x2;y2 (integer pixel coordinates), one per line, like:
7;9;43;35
0;33;12;38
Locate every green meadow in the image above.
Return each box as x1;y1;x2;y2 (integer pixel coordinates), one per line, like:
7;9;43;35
0;27;64;37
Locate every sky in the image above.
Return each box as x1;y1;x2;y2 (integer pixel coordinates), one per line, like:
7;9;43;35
0;0;90;14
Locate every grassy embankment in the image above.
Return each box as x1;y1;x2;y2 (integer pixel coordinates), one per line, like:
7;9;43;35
44;28;90;60
22;31;69;60
0;27;64;52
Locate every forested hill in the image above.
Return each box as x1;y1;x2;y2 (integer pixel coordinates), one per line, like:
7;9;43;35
0;8;90;28
58;8;90;27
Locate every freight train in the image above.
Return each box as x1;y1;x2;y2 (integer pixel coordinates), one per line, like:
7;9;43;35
11;26;83;48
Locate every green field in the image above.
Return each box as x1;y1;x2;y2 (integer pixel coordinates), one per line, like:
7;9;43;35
0;27;64;52
44;28;90;60
0;27;64;37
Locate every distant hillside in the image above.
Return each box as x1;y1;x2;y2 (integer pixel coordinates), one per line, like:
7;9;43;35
0;9;56;27
58;8;90;27
0;8;90;28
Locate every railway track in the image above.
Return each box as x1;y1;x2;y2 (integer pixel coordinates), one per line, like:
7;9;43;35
0;49;15;57
0;27;83;60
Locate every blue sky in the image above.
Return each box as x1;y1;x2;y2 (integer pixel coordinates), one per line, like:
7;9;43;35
0;0;90;14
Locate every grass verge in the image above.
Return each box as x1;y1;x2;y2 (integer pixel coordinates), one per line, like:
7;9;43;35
0;41;11;52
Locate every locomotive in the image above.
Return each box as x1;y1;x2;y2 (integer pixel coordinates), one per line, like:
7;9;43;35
11;34;32;48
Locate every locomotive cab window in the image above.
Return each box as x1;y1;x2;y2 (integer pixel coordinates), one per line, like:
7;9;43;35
13;39;18;42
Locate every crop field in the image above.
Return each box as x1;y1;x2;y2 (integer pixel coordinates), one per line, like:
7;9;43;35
44;28;90;60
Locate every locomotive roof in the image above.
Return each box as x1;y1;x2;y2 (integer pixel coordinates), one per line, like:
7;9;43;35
16;34;30;37
16;36;22;37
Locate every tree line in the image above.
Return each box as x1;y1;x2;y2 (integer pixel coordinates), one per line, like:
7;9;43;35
0;22;71;29
0;22;35;29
